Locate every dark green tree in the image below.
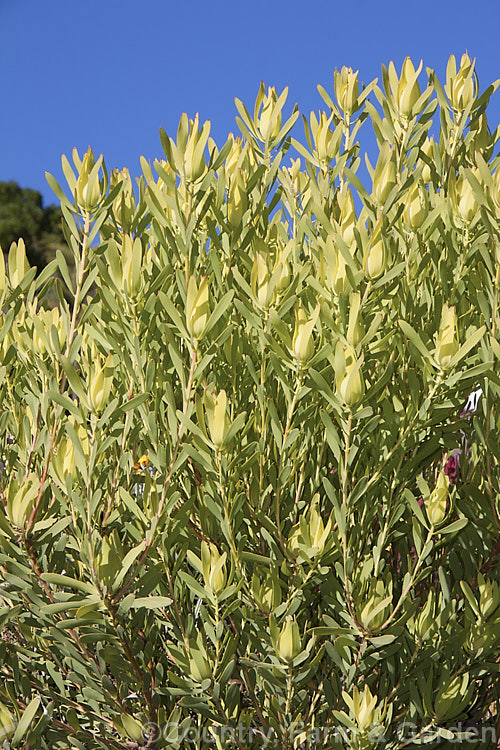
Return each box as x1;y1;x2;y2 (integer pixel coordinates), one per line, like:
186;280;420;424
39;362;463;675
0;180;68;270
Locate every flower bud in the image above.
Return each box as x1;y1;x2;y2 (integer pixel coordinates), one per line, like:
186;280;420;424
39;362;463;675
307;501;331;552
186;276;210;340
227;172;248;228
16;405;36;450
413;591;436;641
224;134;245;180
7;473;40;529
335;342;365;408
76;148;103;210
343;686;382;734
251;251;273;309
346;292;364;347
434;673;472;720
274;245;292;294
97;530;124;591
358;578;392;632
291;305;319;363
282;158;307;196
204;389;230;449
252;570;281;614
89;354;113;413
289;497;332;562
189;648;212;683
258;86;282;142
200;540;227;595
445;54;476;111
397;57;422;118
311;111;337;165
364;230;387;279
277;617;301;663
119;235;143;298
111;167;136;229
419;136;435;183
338;187;357;246
182;114;210;182
8;238;30;288
52;436;75;486
357;686;378;731
403;180;428;230
323;237;350;294
32;306;66;356
468;620;496;653
334;66;360;116
426;471;449;526
434;304;459;369
454;173;478;223
336;258;353;297
372;142;397;205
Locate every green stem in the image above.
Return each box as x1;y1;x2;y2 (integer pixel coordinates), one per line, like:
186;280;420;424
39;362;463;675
276;370;303;554
66;210;91;355
259;313;269;503
381;525;434;630
114;347;198;602
217;452;254;603
214;596;221;673
340;412;360;628
106;600;157;743
25;211;92;536
284;666;294;748
364;373;444;498
397;722;435;749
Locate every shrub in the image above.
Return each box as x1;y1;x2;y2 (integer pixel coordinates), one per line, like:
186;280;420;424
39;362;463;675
0;55;499;749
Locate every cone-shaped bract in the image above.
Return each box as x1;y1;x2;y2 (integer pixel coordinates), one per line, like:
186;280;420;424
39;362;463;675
186;276;210;340
434;304;459;369
277;617;301;663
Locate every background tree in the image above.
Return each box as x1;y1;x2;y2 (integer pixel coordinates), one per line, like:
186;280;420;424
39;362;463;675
0;181;70;268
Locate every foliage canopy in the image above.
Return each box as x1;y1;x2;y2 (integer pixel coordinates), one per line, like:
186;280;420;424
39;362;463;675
0;54;500;749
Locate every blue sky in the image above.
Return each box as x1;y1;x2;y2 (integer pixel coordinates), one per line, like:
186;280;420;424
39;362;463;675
1;0;499;206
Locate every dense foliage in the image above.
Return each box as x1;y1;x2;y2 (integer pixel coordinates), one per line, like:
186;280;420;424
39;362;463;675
0;55;500;749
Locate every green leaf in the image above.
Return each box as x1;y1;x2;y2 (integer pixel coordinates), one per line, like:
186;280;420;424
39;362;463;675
178;570;208;600
40;595;101;615
113;541;147;590
369;634;396;647
40;573;97;594
404;489;429;529
448;326;486;369
118;392;150;412
205;290;234;335
132;596;173;609
45;172;70;204
439;517;468;535
459;581;480;616
399;320;431;361
11;697;40;747
47;390;80;419
320;410;342;463
59;355;88;407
